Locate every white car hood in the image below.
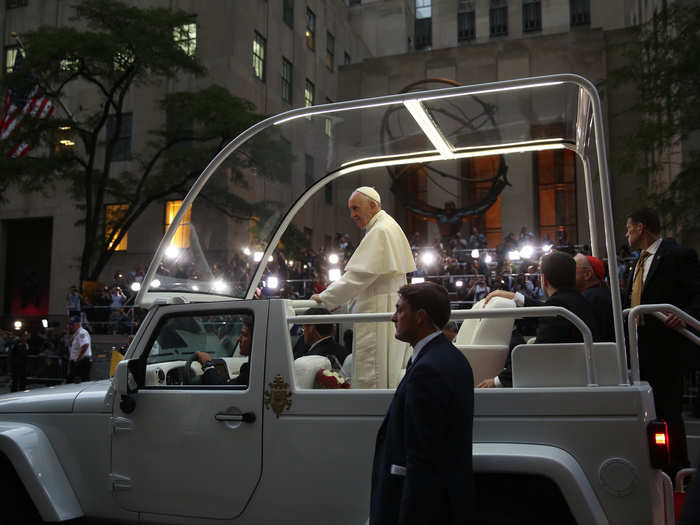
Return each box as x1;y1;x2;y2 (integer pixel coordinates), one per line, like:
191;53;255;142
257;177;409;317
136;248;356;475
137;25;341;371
0;380;113;413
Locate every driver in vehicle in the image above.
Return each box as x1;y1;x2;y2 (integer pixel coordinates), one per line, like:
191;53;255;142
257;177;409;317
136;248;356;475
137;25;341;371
195;321;252;386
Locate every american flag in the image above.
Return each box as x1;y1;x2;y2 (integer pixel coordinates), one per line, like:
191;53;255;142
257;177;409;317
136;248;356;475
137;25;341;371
0;51;55;158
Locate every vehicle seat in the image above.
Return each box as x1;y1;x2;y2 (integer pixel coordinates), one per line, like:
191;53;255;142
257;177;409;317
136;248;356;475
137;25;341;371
454;297;515;384
294;355;331;389
511;342;623;387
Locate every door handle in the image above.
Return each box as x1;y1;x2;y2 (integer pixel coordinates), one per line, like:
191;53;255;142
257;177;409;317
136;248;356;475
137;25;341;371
215;411;256;423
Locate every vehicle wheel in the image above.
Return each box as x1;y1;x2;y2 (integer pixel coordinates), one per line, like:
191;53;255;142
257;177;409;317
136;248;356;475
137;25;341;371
0;456;44;524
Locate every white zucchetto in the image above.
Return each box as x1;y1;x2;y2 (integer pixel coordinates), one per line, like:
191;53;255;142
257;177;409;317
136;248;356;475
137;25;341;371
353;186;381;205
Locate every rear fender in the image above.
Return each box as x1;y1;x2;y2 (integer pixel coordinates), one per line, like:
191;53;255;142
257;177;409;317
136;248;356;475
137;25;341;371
0;422;82;521
474;443;608;525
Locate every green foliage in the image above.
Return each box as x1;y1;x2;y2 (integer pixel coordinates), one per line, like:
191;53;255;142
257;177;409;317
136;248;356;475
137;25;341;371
612;3;700;236
0;0;290;282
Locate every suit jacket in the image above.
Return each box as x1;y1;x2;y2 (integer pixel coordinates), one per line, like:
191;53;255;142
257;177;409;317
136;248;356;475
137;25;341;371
623;238;700;373
202;361;249;386
582;284;615;342
525;287;600;344
305;336;349;367
370;333;474;525
495;291;599;386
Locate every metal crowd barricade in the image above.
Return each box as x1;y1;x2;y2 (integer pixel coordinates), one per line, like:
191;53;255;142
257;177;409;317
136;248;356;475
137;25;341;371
82;305;144;335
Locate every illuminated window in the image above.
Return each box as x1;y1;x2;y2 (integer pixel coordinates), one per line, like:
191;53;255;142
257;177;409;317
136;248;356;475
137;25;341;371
464;156;503;247
113;49;135;71
536;149;577;244
4;46;18;73
174;23;197;56
55;126;76;157
281;58;293;103
59;57;79;73
305;8;316;50
304;79;314;107
253;32;266;81
326;32;335;71
165;200;192;248
106;204;129;251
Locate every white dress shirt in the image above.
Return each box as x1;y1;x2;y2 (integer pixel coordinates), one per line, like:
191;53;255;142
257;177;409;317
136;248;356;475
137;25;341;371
634;237;662;283
411;331;442;364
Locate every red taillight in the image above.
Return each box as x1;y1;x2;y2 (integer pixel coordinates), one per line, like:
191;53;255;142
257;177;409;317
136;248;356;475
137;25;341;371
648;420;670;469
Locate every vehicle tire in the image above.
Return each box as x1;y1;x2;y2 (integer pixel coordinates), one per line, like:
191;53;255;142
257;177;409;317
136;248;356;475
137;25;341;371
0;455;44;524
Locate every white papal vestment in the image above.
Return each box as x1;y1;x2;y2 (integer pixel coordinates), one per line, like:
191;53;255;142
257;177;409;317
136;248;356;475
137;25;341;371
319;210;416;388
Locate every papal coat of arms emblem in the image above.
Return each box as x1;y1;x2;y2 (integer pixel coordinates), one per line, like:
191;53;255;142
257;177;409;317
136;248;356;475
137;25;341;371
263;374;292;417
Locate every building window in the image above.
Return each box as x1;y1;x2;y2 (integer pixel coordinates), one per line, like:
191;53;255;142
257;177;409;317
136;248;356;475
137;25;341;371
283;0;294;28
4;46;18;73
6;0;28;8
344;51;351;65
166;108;193;152
173;23;197;57
325;181;333;204
415;0;432;50
306;8;316;50
252;32;266;81
326;32;335;71
281;58;293;103
489;0;508;38
457;1;476;42
462;156;503;246
55;125;76;157
165;200;192;248
106;204;129;251
523;0;541;32
304;79;314;107
106;113;132;162
537;149;577;245
304;154;314;186
570;0;590;27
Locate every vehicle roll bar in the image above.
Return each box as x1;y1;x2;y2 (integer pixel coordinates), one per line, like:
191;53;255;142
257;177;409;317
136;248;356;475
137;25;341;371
625;304;700;384
290;306;597;386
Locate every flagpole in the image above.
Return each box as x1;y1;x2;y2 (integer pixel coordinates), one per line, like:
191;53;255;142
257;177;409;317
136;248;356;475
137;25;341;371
11;31;75;121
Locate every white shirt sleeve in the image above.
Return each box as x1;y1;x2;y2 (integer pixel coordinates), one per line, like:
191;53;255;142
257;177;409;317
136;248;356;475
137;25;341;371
514;292;525;307
78;331;90;346
318;270;379;309
493;375;503;387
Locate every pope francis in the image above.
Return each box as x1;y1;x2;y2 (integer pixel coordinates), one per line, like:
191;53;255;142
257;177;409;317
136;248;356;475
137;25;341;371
311;187;416;388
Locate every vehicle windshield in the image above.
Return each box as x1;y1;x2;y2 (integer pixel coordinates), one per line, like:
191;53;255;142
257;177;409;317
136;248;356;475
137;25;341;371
136;75;614;309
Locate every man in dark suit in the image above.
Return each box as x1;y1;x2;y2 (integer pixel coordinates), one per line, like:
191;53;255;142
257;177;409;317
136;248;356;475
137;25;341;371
623;208;700;473
300;307;349;367
574;254;615;342
477;251;600;388
195;321;252;386
370;282;474;525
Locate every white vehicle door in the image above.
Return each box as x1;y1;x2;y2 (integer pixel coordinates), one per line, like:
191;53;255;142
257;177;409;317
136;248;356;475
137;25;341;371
110;300;267;521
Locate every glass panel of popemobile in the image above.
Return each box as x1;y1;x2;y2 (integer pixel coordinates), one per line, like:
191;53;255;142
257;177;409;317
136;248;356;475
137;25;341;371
135;74;624;373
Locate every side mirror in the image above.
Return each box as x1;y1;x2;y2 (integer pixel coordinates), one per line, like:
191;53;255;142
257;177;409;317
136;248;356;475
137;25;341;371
114;359;139;414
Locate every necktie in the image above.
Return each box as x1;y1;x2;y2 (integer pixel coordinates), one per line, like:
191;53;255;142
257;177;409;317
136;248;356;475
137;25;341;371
406;357;413;371
630;250;651;308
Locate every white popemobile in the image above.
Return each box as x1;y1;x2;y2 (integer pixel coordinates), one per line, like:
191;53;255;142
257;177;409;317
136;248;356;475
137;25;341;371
1;74;699;524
